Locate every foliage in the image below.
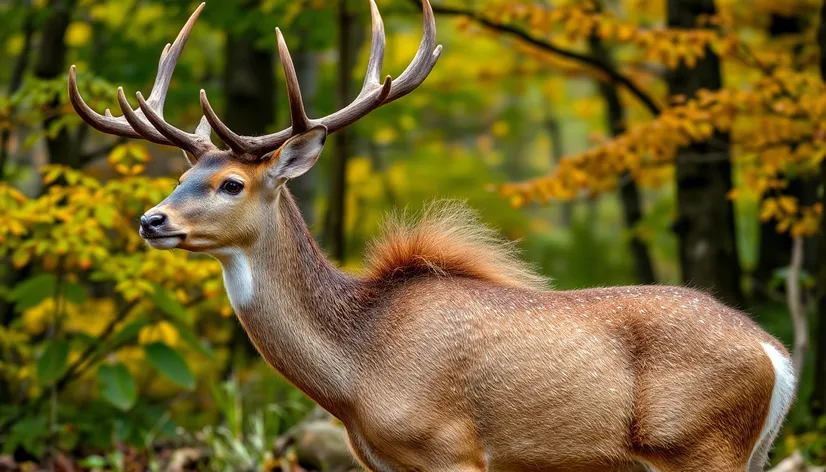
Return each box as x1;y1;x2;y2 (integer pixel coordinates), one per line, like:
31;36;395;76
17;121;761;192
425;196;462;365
198;379;312;472
493;0;826;238
0;163;228;453
0;0;824;467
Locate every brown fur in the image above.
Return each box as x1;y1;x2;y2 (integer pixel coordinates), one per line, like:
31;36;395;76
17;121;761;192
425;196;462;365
140;170;794;471
135;146;794;472
364;201;548;292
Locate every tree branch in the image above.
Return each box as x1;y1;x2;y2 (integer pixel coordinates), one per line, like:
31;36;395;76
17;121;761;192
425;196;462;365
413;1;661;116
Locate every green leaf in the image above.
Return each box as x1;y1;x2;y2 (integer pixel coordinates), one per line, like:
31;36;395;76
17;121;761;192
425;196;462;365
110;318;150;347
151;286;191;323
9;416;48;457
97;363;137;411
9;274;56;311
144;342;195;390
37;340;68;384
63;281;87;304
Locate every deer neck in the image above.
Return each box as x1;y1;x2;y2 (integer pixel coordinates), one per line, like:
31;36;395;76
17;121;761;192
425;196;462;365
213;188;365;415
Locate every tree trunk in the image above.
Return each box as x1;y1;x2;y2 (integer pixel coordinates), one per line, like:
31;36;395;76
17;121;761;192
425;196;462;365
34;0;77;168
222;6;275;141
809;0;826;418
324;0;361;262
0;2;35;181
589;31;656;285
667;0;744;307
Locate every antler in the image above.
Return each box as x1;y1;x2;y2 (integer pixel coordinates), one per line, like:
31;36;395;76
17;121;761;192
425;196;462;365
68;3;216;157
200;0;442;159
69;0;440;161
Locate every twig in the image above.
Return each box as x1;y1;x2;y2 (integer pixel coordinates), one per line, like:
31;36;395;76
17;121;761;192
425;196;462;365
410;0;661;116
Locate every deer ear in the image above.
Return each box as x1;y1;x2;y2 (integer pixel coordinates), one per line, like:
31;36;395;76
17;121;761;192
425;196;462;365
271;125;327;182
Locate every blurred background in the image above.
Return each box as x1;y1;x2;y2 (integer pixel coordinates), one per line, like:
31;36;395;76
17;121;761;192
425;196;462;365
1;0;825;470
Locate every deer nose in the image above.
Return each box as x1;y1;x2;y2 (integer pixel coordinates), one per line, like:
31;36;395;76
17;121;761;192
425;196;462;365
140;213;167;230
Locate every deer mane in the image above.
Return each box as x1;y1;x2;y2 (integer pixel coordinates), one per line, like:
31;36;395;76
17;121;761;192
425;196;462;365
364;201;549;291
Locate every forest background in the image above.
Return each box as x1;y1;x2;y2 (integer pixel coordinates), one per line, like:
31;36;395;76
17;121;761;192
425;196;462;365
1;0;826;470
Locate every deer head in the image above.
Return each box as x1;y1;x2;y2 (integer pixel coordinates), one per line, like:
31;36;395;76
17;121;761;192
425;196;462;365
68;1;441;254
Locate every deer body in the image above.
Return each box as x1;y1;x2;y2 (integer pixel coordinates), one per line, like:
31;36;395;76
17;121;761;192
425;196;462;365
68;2;795;470
217;189;792;472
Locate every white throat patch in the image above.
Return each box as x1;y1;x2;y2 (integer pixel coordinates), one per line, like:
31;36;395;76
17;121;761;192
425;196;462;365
216;248;254;310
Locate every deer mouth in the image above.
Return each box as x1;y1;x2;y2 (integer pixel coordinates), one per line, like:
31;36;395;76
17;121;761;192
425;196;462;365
141;232;185;250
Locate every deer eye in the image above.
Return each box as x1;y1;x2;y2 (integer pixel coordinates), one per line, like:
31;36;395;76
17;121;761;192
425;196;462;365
221;179;244;195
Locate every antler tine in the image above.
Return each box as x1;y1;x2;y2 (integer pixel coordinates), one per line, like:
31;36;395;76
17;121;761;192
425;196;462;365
68;66;142;140
199;90;252;156
145;3;203;113
382;0;441;104
306;0;438;136
276;28;312;133
116;87;169;144
67;3;216;156
245;0;396;153
136;91;214;156
359;0;386;96
201;27;316;159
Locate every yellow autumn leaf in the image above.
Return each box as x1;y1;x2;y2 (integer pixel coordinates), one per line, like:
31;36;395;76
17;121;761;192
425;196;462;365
139;321;179;346
65;22;92;47
616;23;636;41
347;156;372;184
778;196;798;214
6;35;24;55
398;115;416;131
760;198;778;222
374;127;397;145
491;120;510;138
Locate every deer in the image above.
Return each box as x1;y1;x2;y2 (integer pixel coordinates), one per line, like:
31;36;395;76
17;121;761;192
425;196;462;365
68;2;796;471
